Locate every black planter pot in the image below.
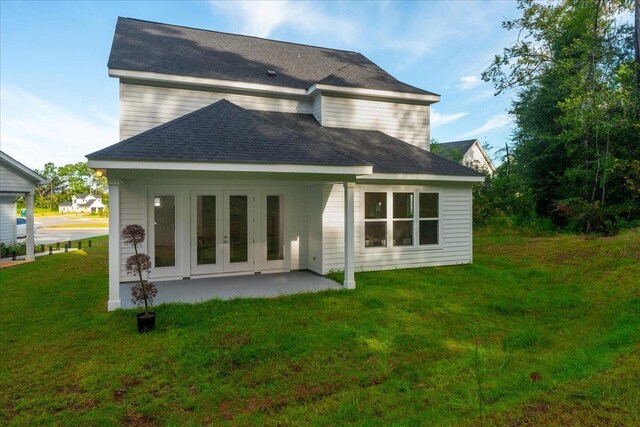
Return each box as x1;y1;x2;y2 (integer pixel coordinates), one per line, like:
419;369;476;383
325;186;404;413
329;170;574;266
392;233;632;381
136;312;156;333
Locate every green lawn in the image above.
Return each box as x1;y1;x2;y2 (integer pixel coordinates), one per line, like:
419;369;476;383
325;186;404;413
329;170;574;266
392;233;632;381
1;231;639;425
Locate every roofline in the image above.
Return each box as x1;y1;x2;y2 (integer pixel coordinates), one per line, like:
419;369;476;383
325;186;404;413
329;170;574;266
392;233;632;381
0;151;48;184
118;17;361;56
307;84;440;104
109;69;308;96
87;159;373;176
358;173;484;183
108;69;441;104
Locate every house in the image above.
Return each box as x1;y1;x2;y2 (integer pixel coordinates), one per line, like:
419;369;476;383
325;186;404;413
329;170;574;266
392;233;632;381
87;18;484;311
435;139;495;175
59;194;105;213
0;151;47;260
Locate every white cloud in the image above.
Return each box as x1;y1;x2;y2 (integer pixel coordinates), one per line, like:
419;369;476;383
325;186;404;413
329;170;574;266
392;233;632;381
0;85;117;170
431;110;467;128
208;0;360;43
458;75;481;90
460;113;512;138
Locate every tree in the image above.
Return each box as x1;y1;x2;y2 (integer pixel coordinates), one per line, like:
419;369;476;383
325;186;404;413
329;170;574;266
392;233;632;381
482;0;640;233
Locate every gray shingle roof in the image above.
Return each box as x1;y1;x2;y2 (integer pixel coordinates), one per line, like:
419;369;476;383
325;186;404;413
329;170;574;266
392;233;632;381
87;100;481;177
108;17;436;96
438;139;477;153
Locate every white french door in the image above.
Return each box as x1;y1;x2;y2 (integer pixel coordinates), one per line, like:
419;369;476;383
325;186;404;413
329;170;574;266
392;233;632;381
190;192;222;275
261;192;286;271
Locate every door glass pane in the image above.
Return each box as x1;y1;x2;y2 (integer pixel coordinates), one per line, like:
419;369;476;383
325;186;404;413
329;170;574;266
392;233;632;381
393;193;414;218
197;195;216;265
154;195;175;267
267;195;284;261
229;195;248;263
365;192;386;219
393;220;413;246
420;220;438;245
420;193;439;218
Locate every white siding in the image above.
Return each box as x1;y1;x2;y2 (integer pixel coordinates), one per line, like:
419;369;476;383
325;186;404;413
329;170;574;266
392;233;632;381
306;184;324;274
312;94;322;124
0;197;17;245
120;82;313;140
119;184;147;282
322;182;473;274
321;95;430;150
463;143;494;175
0;164;33;193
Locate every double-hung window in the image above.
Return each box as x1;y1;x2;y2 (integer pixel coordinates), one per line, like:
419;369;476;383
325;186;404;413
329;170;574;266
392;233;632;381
393;193;414;246
419;193;439;245
364;192;387;247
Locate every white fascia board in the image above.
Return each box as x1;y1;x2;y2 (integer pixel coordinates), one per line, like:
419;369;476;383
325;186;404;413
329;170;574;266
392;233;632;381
88;159;373;176
0;152;48;184
307;84;441;104
357;173;485;183
108;69;307;97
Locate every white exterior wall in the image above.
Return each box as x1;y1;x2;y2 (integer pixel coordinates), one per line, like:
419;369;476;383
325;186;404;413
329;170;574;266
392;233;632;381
120;82;312;140
0;164;33;194
306;184;324;274
321;95;430;150
112;172;311;282
311;94;322;124
463;143;494;175
321;182;473;273
0;197;17;245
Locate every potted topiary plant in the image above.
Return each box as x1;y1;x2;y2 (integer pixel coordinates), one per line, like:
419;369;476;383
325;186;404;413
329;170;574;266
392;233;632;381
122;224;158;333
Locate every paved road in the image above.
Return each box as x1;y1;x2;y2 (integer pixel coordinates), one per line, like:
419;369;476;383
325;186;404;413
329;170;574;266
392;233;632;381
18;215;109;245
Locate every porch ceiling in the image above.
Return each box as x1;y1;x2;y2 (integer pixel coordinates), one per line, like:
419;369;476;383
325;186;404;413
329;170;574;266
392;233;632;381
119;271;343;308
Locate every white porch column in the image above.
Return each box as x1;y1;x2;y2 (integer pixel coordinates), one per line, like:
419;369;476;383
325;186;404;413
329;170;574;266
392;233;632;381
108;180;121;311
25;192;35;261
343;181;356;289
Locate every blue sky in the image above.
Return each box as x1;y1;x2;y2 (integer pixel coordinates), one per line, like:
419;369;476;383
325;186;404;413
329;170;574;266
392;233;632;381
1;0;521;170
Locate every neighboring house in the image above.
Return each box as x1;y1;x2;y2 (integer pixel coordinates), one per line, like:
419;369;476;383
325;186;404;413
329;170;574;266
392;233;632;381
436;139;495;175
87;18;484;310
0;151;47;260
59;194;105;213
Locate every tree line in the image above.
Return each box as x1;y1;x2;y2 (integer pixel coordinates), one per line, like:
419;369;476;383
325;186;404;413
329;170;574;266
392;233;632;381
476;0;639;235
32;162;108;210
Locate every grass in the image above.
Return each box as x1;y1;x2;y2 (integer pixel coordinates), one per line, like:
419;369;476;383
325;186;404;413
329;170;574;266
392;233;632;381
1;230;639;425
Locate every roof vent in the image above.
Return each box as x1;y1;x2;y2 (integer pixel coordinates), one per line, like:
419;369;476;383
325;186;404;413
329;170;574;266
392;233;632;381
266;70;277;77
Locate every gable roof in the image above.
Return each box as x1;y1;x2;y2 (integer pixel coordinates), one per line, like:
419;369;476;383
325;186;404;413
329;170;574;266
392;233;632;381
108;17;436;96
0;151;47;185
87;99;481;177
437;139;477;153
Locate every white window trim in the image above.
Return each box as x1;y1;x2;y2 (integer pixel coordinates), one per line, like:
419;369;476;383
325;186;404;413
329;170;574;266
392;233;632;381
363;191;389;249
361;187;442;252
147;188;182;279
417;192;441;247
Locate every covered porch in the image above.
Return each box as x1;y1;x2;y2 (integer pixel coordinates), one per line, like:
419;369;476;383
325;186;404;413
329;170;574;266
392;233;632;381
119;270;343;308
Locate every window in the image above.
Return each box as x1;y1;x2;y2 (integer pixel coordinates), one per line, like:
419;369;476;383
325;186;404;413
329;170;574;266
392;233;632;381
266;195;284;261
363;190;440;248
154;195;176;267
393;193;413;246
364;192;387;247
419;193;439;245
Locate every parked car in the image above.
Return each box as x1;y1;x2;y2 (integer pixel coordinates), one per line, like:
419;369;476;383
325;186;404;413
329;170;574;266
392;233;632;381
16;218;26;238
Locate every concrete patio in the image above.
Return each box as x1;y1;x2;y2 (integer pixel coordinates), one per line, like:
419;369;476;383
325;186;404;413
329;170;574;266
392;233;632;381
119;270;343;308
